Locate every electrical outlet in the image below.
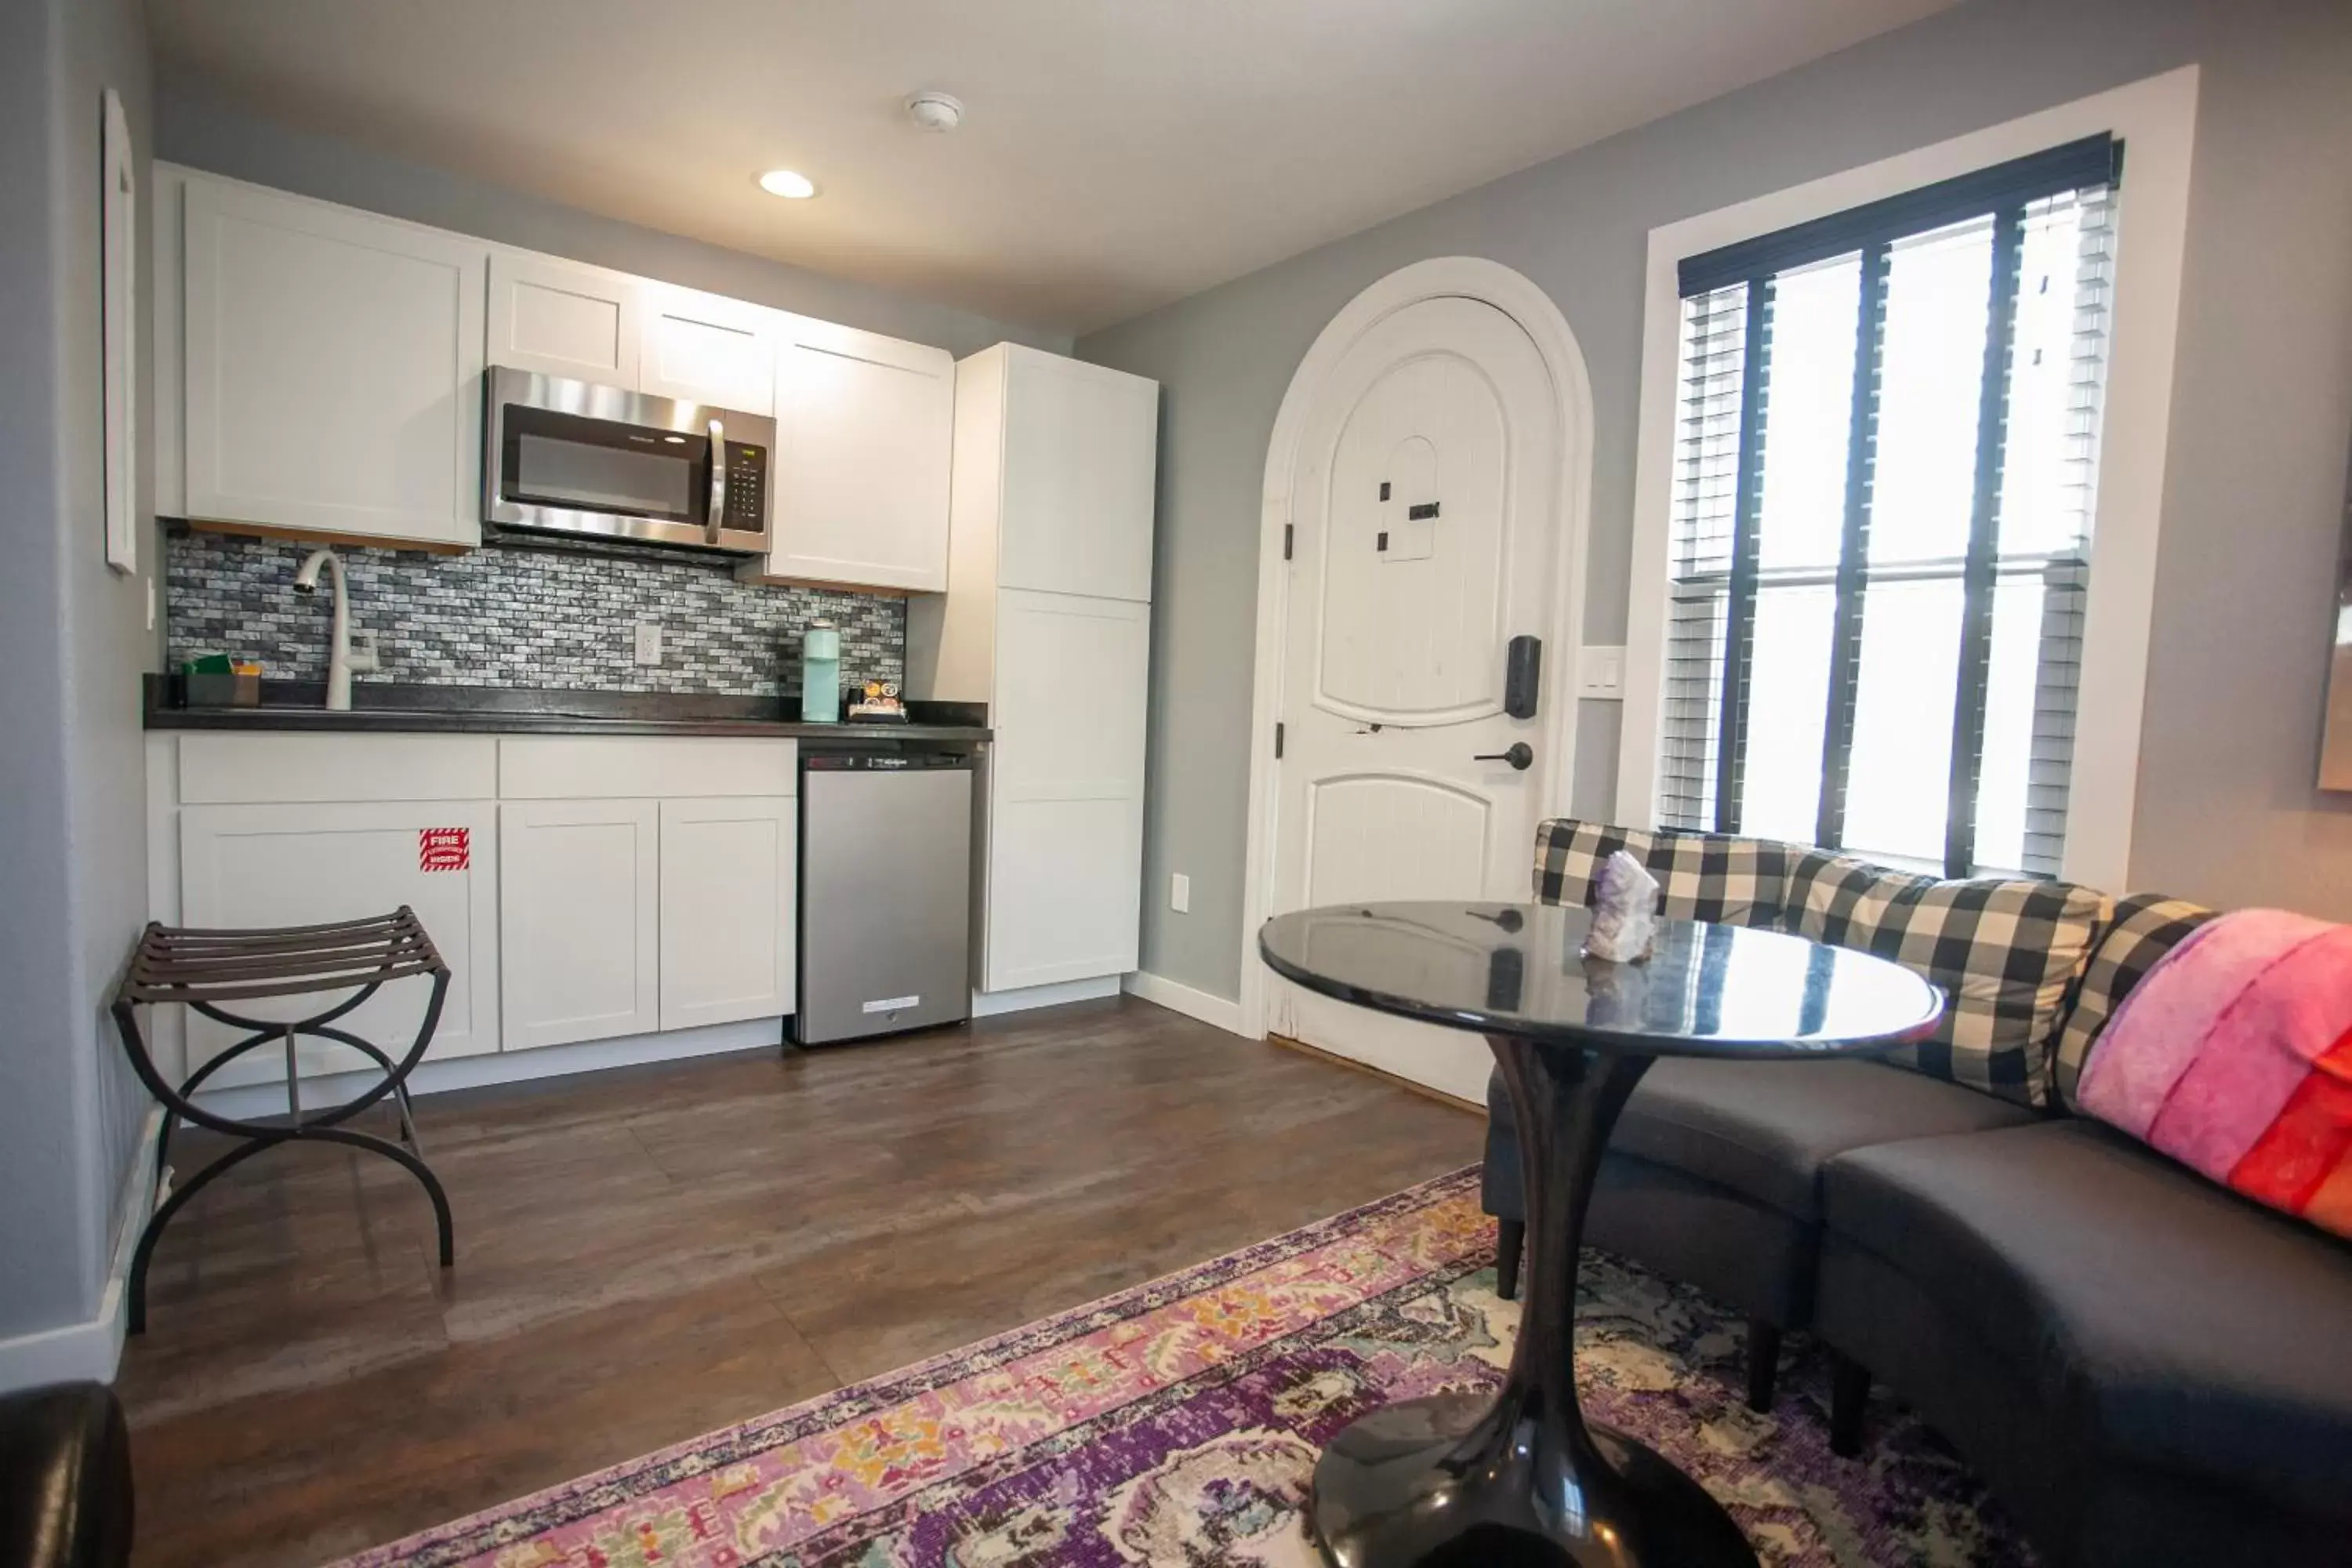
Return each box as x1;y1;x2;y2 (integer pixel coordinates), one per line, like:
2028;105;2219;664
633;621;662;666
1170;872;1191;913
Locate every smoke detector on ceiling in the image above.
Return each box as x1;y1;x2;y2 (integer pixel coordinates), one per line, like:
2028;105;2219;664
906;92;964;133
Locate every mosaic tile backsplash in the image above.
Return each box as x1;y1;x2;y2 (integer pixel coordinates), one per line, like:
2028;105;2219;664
165;531;905;696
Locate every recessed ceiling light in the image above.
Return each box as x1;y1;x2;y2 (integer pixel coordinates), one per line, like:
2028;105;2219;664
757;169;818;200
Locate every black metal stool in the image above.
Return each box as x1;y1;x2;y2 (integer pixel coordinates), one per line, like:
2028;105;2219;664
108;909;456;1332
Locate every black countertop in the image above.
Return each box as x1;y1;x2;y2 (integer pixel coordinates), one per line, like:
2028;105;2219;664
142;676;989;742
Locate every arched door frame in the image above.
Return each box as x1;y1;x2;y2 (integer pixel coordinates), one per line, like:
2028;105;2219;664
1236;256;1596;1041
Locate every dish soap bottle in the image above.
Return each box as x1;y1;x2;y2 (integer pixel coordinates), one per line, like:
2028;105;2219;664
800;622;840;724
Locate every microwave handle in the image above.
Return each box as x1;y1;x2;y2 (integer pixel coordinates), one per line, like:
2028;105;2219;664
706;418;728;544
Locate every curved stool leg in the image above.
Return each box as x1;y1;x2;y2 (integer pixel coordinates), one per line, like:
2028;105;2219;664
128;1137;278;1334
301;1126;456;1268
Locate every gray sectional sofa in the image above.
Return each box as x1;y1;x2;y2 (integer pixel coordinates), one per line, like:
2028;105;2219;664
1482;819;2352;1568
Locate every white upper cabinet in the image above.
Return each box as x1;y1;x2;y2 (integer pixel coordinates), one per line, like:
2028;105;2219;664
170;171;488;548
759;318;954;593
638;282;779;415
997;347;1160;603
156;164;964;564
486;252;643;386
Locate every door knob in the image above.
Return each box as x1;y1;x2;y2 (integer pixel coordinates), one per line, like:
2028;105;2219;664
1475;742;1534;771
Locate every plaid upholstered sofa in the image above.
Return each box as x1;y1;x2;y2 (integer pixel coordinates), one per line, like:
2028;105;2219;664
1482;819;2352;1568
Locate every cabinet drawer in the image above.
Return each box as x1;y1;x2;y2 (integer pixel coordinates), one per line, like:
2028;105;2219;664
497;736;797;799
177;733;497;804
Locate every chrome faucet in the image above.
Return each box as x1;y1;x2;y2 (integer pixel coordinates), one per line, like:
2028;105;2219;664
292;547;379;710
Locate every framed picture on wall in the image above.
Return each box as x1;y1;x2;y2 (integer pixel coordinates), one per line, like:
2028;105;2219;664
103;86;136;575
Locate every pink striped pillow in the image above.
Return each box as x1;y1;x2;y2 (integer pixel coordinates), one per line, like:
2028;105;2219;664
2078;908;2352;1239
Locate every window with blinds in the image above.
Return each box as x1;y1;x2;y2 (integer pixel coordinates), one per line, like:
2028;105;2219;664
1659;135;2120;879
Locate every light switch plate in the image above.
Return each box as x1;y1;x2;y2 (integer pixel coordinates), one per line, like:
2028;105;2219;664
633;622;662;666
1576;644;1628;699
1170;872;1191;913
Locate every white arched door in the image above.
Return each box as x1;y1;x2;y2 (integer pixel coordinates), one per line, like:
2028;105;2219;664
1267;290;1571;1102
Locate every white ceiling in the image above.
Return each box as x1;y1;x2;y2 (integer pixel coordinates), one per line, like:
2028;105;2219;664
146;0;1954;336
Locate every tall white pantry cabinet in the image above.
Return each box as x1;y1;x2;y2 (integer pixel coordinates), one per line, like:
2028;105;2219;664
907;346;1160;996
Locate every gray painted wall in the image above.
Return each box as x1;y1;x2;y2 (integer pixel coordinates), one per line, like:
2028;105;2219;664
0;0;158;1353
1078;0;2352;1004
155;83;1069;361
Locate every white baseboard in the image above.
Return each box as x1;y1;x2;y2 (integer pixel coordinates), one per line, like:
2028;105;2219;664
192;1018;781;1120
1123;971;1254;1037
971;975;1122;1018
0;1104;164;1393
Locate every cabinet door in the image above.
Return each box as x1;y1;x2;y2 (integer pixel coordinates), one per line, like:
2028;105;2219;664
181;177;487;546
178;801;499;1087
984;589;1150;990
997;349;1160;603
638;284;778;415
499;800;660;1050
658;797;797;1030
766;321;953;591
487;252;642;385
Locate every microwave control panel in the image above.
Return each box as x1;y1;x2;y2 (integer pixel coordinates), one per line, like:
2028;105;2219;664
724;443;769;533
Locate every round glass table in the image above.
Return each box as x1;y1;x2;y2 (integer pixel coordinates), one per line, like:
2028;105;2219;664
1258;900;1945;1568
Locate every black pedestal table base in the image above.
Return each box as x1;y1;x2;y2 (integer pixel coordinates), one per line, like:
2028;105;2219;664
1307;1034;1759;1568
1257;899;1944;1568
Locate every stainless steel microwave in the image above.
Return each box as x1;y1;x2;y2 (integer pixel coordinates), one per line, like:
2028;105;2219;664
484;367;773;554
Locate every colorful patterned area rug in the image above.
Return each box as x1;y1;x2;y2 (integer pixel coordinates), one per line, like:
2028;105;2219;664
340;1167;2030;1567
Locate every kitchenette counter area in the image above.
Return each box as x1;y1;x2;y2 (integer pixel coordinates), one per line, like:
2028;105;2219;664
142;675;989;742
138;695;998;1123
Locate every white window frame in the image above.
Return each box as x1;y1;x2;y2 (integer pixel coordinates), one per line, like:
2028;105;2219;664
1617;67;2199;892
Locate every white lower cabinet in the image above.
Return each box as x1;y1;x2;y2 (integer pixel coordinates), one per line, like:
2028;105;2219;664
154;735;807;1089
659;797;797;1030
177;800;502;1085
499;798;661;1051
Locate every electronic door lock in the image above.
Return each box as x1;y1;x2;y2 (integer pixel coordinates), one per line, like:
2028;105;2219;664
1504;635;1542;719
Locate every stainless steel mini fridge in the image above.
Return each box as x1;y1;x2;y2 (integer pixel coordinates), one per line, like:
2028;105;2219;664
794;749;975;1044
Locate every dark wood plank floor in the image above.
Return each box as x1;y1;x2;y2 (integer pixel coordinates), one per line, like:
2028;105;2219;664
114;995;1482;1566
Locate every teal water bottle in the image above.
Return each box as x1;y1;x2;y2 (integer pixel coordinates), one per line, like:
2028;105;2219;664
800;622;840;724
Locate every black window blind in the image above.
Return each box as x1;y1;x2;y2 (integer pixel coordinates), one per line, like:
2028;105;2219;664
1659;137;2119;879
